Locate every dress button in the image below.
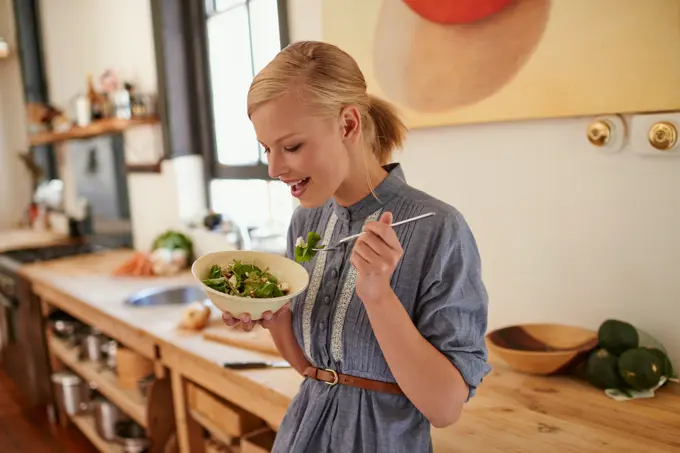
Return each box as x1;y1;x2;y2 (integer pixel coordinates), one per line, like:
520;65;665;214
319;322;325;331
324;296;330;304
331;269;338;279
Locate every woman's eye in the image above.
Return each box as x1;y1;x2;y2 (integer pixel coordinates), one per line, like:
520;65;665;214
284;144;301;153
262;147;271;154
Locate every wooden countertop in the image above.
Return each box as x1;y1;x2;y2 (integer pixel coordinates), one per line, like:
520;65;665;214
18;249;285;368
19;250;680;452
0;228;70;253
19;249;301;409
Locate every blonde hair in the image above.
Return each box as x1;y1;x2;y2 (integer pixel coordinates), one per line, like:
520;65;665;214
247;41;407;165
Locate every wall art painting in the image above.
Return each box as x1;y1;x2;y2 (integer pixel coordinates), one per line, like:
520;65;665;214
322;0;680;128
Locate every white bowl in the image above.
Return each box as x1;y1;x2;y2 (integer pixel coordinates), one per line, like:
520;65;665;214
191;250;309;320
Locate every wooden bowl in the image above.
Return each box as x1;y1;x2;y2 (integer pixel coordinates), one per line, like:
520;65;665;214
486;323;598;375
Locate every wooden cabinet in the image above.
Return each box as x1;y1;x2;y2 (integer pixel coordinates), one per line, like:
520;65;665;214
41;295;280;453
48;336;148;426
43;303;175;453
187;382;265;440
186;381;277;453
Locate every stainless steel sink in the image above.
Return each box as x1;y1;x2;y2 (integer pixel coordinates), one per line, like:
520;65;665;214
124;285;209;307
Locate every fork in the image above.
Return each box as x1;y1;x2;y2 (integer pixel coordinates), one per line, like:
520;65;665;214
312;212;436;252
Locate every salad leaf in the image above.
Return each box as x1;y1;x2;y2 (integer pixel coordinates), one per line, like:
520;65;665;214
295;231;323;264
203;277;228;293
254;282;284;298
202;260;289;299
208;264;222;279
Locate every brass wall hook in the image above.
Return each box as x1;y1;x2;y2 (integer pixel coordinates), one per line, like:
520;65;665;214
587;119;613;147
648;122;677;151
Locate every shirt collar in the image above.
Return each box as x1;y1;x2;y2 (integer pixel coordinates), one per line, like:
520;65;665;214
331;163;406;222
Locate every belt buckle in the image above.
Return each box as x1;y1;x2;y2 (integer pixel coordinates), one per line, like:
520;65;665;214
323;368;339;386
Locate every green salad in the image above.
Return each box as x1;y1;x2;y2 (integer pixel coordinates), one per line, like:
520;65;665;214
202;260;290;298
295;231;324;264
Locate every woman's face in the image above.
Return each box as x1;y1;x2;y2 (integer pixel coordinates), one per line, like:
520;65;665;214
251;92;358;208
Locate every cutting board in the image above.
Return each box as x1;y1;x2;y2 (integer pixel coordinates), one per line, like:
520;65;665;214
202;321;280;357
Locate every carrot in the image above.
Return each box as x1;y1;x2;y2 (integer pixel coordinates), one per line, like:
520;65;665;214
112;253;145;276
112;257;137;276
140;257;154;276
132;253;146;276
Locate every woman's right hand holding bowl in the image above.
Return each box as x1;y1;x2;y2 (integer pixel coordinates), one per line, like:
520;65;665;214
221;302;291;332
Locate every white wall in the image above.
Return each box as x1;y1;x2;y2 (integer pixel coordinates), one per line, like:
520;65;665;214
287;0;680;366
0;0;31;230
400;117;680;362
38;0;157;111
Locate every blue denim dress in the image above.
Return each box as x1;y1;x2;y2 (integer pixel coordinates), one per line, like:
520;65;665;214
272;163;491;453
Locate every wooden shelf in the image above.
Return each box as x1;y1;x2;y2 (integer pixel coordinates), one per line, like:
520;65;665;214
125;161;163;174
70;414;125;453
49;336;148;427
28;116;159;146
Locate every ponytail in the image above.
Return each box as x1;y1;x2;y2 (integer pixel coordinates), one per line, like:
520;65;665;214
366;94;408;165
247;41;408;165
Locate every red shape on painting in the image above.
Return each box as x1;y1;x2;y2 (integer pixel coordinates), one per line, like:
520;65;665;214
403;0;515;24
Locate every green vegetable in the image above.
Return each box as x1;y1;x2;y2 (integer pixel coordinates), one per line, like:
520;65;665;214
202;260;289;299
585;348;625;390
598;319;639;356
294;231;323;264
152;230;194;256
618;347;663;390
646;347;674;378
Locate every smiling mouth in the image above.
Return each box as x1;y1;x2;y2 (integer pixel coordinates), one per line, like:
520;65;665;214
285;177;310;191
287;178;310;197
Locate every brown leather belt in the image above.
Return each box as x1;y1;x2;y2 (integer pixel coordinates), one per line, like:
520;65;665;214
303;367;404;395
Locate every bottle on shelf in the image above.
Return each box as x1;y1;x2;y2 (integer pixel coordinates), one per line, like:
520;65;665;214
75;92;91;127
87;74;103;120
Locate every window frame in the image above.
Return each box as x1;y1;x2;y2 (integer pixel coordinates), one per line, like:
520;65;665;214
201;0;291;182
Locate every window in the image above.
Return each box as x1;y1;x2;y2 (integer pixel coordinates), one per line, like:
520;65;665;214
203;0;294;234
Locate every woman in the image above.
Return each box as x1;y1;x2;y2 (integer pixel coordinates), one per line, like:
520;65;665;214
222;40;491;453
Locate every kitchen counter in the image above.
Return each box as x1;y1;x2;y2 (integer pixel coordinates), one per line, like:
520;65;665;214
18;249;289;369
19;249;301;425
0;228;70;252
19;249;680;453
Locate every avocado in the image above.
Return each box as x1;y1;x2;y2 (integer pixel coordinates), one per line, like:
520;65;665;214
585;348;625;390
618;347;663;391
645;347;674;378
598;319;639;356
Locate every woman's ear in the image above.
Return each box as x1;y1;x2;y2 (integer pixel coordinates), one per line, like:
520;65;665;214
339;106;362;143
